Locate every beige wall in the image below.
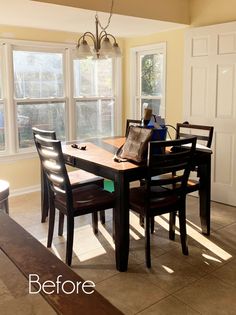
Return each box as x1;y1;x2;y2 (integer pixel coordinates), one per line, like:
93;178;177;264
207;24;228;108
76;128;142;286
0;158;40;193
123;28;187;131
190;0;236;26
33;0;190;24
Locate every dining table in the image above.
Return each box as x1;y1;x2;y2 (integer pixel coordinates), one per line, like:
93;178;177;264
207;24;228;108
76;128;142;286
62;136;212;272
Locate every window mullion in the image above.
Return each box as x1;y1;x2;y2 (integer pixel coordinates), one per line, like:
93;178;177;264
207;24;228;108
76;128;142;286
113;57;122;135
3;43;18;153
15;97;66;104
65;48;75;141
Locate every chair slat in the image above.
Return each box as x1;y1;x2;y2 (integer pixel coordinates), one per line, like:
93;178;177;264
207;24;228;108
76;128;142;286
176;123;214;148
147;137;197;192
125;119;142;137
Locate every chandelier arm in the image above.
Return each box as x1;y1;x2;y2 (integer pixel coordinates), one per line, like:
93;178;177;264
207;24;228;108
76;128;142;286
77;32;96;45
100;33;117;44
98;30;107;43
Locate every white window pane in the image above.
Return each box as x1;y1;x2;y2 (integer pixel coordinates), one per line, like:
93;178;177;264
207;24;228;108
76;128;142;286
13;51;64;98
0;103;5;151
17;102;65;148
74;59;113;97
76;100;114;139
141;53;163;97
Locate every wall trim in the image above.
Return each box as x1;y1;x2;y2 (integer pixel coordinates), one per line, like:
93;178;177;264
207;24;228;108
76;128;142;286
10;184;40;197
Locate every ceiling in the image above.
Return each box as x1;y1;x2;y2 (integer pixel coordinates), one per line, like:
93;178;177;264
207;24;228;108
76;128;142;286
0;0;186;38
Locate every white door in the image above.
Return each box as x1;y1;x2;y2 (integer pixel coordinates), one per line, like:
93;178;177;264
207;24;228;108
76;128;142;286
184;21;236;206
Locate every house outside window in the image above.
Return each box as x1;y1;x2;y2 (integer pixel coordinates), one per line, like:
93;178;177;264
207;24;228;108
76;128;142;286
73;58;115;139
13;49;66;149
131;43;166;120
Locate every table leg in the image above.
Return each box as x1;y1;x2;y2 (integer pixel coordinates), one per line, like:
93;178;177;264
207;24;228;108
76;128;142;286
198;155;211;235
114;173;129;272
41;169;49;223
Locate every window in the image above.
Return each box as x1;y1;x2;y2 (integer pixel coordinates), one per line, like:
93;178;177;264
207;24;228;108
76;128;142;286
131;43;166;119
0;39;121;157
13;49;66;148
0;104;4;151
0;49;5;151
73;58;115;139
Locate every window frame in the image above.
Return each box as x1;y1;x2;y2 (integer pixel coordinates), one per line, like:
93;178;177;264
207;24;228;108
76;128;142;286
0;39;121;159
12;45;68;153
0;44;7;153
130;43;166;120
73;57;121;138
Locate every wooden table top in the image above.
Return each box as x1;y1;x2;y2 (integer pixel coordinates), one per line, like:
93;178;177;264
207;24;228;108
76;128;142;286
62;137;140;172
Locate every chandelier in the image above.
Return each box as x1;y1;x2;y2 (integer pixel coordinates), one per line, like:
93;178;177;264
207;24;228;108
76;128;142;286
76;0;121;59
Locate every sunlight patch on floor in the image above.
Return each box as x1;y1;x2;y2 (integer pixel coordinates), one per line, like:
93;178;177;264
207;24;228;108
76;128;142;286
202;253;222;263
39;237;63;260
155;214;180;235
73;225;106;262
39;212;232;263
186;219;202;231
162;265;174;274
129;212;144;237
154;214;232;261
98;222;115;250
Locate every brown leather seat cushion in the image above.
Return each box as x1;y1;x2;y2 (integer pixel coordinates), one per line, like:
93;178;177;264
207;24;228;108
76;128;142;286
129;186;180;215
55;184;115;215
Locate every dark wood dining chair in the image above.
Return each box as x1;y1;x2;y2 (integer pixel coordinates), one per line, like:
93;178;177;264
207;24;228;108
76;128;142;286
175;123;214;194
149;122;214;234
176;123;214;148
34;134;115;266
129;137;197;268
125;119;142;137
32;127;105;224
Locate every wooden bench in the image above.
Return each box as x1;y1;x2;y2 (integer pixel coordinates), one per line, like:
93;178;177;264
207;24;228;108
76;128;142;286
0;213;123;315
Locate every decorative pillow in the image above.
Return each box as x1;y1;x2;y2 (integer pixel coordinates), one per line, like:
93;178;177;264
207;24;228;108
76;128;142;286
115;126;153;164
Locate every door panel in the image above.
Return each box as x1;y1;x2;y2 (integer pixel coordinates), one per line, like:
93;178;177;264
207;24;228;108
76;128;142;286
190;66;208;117
216;64;234;118
185;22;236;205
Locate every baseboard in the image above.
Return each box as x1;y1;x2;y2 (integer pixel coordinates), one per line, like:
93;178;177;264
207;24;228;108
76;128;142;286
10;185;40;197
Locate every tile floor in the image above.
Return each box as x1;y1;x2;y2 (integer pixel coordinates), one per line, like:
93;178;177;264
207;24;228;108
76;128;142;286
6;192;236;314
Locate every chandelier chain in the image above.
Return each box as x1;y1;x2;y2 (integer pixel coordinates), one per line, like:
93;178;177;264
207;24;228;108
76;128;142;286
95;0;114;32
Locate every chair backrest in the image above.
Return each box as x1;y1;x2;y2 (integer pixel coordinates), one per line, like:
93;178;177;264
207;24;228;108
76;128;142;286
32;127;56;141
125;119;141;137
34;134;72;206
147;137;197;194
176;123;214;148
